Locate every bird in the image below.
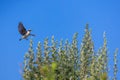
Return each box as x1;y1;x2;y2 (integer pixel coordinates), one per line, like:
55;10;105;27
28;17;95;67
18;22;35;41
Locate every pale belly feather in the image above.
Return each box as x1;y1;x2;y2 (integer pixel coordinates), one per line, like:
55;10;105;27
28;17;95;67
22;31;30;39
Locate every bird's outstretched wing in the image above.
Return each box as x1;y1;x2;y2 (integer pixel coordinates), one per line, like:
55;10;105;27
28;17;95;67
18;22;27;35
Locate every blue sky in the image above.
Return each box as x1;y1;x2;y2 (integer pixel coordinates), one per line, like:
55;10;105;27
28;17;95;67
0;0;120;80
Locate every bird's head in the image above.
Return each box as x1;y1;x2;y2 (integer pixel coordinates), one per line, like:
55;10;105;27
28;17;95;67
28;29;32;32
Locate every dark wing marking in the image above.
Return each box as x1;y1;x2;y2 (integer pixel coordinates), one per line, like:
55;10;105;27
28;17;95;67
18;22;27;35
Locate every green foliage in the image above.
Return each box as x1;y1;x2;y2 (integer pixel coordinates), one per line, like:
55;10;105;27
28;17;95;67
113;48;118;80
80;24;94;79
22;24;118;80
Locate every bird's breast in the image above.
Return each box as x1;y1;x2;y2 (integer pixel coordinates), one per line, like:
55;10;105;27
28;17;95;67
22;31;31;39
26;31;30;36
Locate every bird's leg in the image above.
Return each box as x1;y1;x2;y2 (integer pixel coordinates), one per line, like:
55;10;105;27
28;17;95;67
26;38;28;40
19;38;22;41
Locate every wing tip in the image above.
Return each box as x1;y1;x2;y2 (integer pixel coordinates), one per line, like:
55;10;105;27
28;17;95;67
18;22;23;25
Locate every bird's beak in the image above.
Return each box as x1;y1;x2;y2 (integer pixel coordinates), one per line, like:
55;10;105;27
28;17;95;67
28;30;32;31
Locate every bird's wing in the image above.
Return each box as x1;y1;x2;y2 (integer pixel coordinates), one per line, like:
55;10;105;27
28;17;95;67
18;22;27;35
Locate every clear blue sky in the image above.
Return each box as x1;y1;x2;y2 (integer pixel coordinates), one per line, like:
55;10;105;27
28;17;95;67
0;0;120;80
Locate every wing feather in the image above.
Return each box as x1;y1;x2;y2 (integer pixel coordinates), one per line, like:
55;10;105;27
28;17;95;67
18;22;27;35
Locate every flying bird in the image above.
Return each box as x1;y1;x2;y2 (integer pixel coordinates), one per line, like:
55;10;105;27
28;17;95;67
18;22;35;41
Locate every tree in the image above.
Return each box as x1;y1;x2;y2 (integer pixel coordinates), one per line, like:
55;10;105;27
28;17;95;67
22;24;118;80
